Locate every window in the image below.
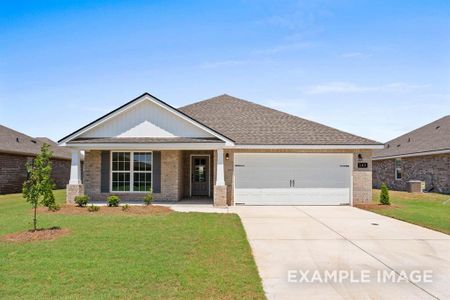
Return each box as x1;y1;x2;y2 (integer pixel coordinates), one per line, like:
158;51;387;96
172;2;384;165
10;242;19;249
111;152;152;192
395;158;402;180
193;158;206;182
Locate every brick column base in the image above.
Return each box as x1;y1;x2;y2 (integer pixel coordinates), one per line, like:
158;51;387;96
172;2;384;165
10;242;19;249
213;185;227;207
66;184;84;204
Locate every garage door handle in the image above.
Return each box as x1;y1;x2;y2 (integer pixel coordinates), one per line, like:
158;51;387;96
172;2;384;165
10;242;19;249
293;180;295;188
289;180;292;187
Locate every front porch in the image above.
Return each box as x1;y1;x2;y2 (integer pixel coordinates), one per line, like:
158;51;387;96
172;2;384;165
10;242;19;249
66;148;229;206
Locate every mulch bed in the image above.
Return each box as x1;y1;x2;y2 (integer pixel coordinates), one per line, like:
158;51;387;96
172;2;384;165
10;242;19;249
38;205;172;216
355;203;400;210
2;227;70;243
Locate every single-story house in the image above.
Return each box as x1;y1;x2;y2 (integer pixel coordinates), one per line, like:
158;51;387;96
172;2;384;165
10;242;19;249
373;115;450;194
59;93;382;206
0;124;73;194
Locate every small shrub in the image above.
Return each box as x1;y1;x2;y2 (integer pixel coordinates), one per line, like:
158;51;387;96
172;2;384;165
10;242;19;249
122;204;130;211
107;195;120;207
87;204;100;212
74;195;89;207
379;183;390;205
144;191;153;206
48;203;60;212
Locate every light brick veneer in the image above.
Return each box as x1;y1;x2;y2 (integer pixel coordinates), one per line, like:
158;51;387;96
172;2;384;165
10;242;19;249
82;150;183;202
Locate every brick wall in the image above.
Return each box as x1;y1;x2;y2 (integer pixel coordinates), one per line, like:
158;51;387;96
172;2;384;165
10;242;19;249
0;152;70;194
83;150;183;201
223;149;373;205
373;153;450;194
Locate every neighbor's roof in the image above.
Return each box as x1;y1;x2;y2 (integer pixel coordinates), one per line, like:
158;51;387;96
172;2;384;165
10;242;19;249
179;94;381;145
373;115;450;159
0;125;72;160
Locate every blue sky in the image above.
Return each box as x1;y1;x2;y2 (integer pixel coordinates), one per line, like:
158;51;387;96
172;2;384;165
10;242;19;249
1;0;449;142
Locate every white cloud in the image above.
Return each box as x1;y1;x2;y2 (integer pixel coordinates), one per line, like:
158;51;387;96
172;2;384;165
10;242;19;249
303;82;431;94
256;42;313;54
340;52;372;58
200;60;252;69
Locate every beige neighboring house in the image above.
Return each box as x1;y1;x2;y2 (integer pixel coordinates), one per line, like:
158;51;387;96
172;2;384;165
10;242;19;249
373;115;450;194
59;93;382;206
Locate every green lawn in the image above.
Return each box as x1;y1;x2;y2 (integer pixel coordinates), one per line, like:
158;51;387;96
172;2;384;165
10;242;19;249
365;189;450;234
0;190;264;299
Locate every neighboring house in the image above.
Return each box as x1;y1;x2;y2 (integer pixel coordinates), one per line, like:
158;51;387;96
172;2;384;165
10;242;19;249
0;125;73;194
59;93;382;206
373;116;450;194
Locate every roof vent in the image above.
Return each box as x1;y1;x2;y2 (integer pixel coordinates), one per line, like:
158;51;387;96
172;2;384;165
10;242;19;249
407;138;411;142
436;126;440;130
16;137;19;143
387;144;390;148
31;140;37;144
397;144;401;147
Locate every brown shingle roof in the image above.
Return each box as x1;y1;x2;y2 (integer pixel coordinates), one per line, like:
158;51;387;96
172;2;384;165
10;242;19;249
179;94;380;145
0;125;71;160
373;115;450;159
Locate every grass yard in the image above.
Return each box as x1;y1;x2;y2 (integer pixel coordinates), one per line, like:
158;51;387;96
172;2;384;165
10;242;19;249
363;189;450;234
0;190;264;299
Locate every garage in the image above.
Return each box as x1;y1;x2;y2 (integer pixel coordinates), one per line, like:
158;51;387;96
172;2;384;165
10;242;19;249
234;153;352;205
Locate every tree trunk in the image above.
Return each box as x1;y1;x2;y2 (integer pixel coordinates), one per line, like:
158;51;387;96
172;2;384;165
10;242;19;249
33;203;37;231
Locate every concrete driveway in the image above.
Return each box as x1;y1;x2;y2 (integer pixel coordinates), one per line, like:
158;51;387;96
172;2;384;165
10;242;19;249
230;206;450;300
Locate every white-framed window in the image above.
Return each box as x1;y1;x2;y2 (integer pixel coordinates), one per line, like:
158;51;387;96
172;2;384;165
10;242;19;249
395;158;402;180
111;151;152;192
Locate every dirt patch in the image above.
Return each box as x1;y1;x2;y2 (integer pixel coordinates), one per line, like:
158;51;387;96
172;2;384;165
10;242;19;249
355;203;400;210
2;227;70;243
38;205;172;216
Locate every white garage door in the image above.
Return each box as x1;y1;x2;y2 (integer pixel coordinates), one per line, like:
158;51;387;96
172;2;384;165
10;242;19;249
234;153;352;205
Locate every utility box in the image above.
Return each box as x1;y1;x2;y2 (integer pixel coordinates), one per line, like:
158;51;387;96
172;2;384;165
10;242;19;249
407;180;423;193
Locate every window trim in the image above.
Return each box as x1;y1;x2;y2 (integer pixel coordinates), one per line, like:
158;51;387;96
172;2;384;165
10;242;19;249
110;151;153;193
394;158;402;180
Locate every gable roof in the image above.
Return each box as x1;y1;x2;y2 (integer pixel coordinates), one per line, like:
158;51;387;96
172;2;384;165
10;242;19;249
0;125;71;160
58;93;234;145
179;94;381;146
373;115;450;159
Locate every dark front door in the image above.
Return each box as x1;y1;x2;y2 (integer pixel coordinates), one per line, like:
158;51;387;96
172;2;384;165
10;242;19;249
191;156;209;196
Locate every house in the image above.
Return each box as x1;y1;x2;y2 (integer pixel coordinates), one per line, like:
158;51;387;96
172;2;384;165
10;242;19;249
0;125;73;194
59;93;382;206
373;116;450;194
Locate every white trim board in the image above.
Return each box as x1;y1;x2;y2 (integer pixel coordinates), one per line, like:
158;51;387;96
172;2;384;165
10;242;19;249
228;144;383;150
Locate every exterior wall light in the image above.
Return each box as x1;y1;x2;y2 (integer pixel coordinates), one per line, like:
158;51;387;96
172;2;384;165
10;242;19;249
225;153;230;160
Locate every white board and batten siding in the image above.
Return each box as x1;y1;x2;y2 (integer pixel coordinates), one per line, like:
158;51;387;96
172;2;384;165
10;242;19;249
80;100;214;138
234;153;352;205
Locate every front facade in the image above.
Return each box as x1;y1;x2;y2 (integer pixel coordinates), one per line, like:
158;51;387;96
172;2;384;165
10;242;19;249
0;125;72;194
373;116;450;194
60;93;382;206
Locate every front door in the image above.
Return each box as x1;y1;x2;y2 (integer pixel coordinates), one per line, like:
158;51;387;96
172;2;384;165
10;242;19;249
191;156;210;196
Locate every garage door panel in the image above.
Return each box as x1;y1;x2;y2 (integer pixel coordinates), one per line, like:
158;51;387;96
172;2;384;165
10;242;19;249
234;153;352;205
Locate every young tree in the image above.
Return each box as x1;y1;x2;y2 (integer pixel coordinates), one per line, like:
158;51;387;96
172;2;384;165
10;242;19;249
379;183;390;205
22;143;56;231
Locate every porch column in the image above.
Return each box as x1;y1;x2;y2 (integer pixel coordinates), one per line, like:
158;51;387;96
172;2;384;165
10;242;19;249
214;148;227;206
69;149;82;184
66;149;84;204
215;148;225;186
